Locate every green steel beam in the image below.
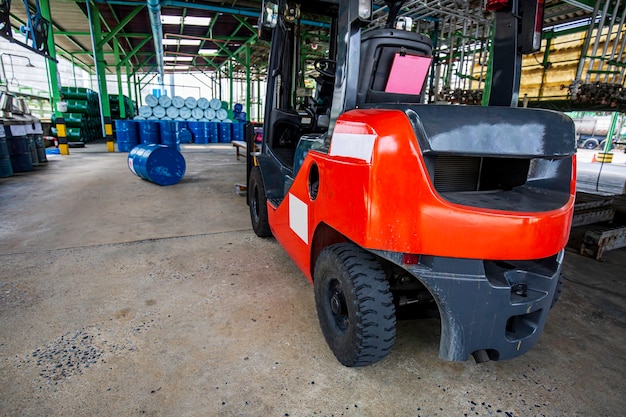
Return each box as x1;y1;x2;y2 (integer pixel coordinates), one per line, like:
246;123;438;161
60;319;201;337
98;6;143;48
114;39;126;118
246;45;251;117
117;35;152;68
39;0;60;109
87;0;111;138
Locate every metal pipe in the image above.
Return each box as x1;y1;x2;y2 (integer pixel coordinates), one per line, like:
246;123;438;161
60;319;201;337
598;0;620;82
608;5;626;83
146;0;165;93
575;0;602;81
585;0;611;83
459;18;468;90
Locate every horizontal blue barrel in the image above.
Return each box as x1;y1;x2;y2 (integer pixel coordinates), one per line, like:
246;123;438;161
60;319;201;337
128;144;186;186
159;120;181;150
115;119;139;152
218;122;232;143
5;124;33;172
179;128;193;144
187;121;209;144
139;120;160;145
231;122;244;142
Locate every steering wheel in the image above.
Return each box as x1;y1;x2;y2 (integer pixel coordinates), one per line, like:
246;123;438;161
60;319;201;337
314;59;336;80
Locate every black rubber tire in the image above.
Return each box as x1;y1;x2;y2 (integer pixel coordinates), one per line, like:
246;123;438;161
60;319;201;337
313;243;396;367
248;167;272;237
583;140;598;149
551;273;564;309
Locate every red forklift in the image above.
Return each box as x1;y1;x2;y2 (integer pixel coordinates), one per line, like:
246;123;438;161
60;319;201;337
247;0;576;366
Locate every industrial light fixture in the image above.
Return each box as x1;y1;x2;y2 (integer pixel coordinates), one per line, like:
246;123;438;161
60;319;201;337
198;49;218;55
161;15;212;26
164;65;190;70
163;56;193;61
162;39;202;46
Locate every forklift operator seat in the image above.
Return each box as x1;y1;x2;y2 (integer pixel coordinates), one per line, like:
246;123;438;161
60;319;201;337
357;28;433;106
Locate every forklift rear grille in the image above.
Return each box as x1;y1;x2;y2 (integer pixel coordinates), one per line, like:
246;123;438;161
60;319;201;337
433;155;481;192
430;154;571;212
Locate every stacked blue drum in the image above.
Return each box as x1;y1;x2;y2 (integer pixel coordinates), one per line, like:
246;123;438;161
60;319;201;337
218;122;232;143
159;120;181;150
115;119;139;152
139;120;160;145
231;122;244;142
187;121;210;144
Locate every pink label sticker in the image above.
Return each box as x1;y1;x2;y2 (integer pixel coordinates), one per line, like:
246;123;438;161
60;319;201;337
385;53;432;95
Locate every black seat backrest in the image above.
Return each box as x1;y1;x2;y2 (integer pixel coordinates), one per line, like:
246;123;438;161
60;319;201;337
357;28;433;106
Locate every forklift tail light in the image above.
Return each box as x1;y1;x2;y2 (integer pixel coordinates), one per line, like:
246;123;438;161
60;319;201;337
402;253;420;265
485;0;509;11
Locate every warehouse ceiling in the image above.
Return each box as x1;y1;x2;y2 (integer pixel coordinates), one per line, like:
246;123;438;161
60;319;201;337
1;0;617;78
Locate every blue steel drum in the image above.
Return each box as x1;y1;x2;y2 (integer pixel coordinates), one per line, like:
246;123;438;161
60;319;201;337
5;124;33;172
185;96;197;109
234;111;247;122
233;103;244;113
172;96;185;109
209;98;222;110
204;108;216;120
144;94;159;107
231;122;244;142
115;119;140;152
207;122;219;143
197;97;210;110
187;121;209;144
218;122;232;143
138;120;160;145
152;105;166;118
0;127;13;177
166;106;179;119
128;144;186;186
158;95;172;108
178;128;193;144
159;120;181;150
191;108;204;120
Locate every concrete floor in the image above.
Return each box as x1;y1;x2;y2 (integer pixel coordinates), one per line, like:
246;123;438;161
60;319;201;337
1;143;625;417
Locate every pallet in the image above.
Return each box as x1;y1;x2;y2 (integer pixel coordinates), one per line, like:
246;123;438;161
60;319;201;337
581;226;626;260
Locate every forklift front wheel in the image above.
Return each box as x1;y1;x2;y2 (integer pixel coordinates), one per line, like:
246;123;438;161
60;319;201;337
249;167;272;237
314;243;396;367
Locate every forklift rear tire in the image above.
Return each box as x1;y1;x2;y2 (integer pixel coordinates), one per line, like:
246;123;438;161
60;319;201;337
249;167;272;237
314;243;396;367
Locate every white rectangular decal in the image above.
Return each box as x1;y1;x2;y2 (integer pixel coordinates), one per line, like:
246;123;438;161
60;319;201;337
329;133;377;162
289;193;308;244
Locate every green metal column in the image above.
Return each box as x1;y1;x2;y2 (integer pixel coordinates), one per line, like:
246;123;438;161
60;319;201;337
126;61;134;116
603;112;619;153
229;59;234;108
40;0;70;154
257;77;261;123
87;0;114;152
246;46;251;118
114;39;126;119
